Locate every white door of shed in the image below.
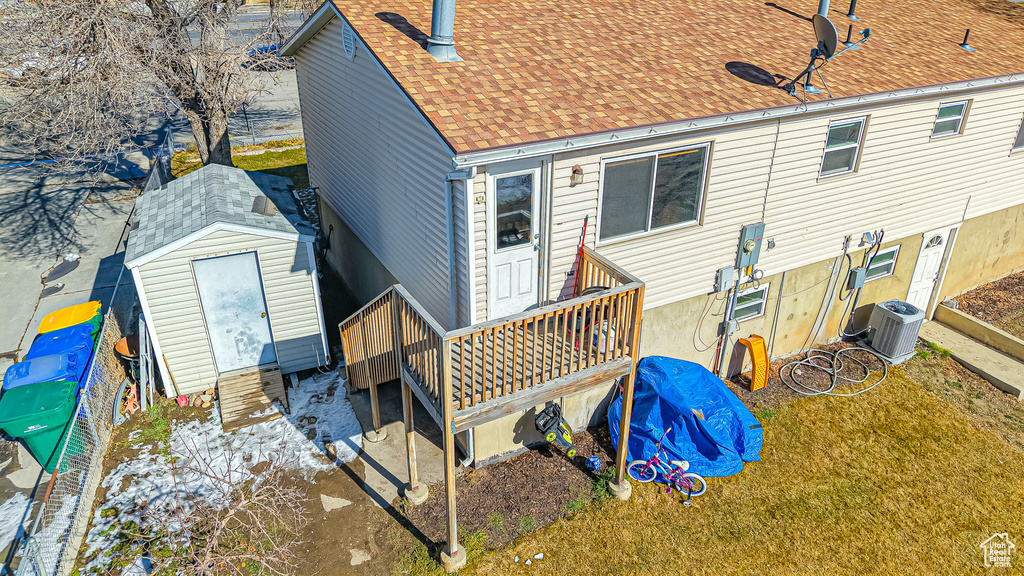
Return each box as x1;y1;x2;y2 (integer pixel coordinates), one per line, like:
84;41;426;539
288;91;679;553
193;252;277;373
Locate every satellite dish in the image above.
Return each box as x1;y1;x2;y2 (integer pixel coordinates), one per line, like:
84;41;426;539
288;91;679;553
812;14;839;59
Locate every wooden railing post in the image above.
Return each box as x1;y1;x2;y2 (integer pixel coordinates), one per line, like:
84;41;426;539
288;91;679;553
362;307;386;442
440;338;464;571
612;285;645;500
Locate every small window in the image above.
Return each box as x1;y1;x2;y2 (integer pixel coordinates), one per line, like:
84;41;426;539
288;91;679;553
932;101;969;137
734;283;770;322
598;143;710;242
819;117;866;177
865;246;900;282
1013;117;1024;151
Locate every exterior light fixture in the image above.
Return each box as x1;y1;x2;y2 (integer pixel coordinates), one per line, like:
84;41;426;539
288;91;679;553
570;165;584;186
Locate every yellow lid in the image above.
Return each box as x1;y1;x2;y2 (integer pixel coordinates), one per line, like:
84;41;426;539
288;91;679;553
37;301;102;334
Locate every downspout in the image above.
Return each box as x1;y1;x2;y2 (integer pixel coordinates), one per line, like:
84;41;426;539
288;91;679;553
448;167;477;468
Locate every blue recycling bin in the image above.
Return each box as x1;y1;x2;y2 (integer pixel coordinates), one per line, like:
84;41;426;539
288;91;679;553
2;349;91;392
25;322;99;360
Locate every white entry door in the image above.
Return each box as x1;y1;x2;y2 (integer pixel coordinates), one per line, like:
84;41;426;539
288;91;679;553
906;228;950;312
193;252;277;373
487;164;542;318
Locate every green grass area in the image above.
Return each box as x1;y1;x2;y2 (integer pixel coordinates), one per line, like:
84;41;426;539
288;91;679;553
462;366;1024;575
170;140;309;189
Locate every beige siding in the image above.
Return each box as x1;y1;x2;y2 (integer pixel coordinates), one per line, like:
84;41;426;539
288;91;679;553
472;172;488;322
139;230;326;396
529;83;1024;312
293;17;456;327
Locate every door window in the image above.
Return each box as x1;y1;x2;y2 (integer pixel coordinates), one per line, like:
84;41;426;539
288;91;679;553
495;173;533;251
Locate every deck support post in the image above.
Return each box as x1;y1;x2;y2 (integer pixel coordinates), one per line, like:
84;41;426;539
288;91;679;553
402;380;429;504
440;338;464;572
613;286;645;498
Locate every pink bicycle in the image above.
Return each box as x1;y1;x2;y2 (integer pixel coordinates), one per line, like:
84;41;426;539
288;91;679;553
626;427;708;506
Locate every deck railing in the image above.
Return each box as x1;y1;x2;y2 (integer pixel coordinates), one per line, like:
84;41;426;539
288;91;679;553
339;247;644;421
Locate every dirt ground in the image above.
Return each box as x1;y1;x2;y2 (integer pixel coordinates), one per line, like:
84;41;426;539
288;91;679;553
954;270;1024;339
401;430;615;552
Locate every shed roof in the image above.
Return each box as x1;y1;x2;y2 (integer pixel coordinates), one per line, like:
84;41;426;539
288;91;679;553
284;0;1024;154
125;164;314;268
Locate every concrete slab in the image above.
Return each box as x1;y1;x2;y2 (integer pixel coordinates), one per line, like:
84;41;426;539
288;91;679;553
346;380;450;509
920;322;1024;400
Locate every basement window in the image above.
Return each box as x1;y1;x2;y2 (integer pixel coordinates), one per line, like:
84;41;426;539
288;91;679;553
932;101;969;137
1013;117;1024;151
865;246;900;282
734;283;770;322
819;117;866;177
598;143;711;242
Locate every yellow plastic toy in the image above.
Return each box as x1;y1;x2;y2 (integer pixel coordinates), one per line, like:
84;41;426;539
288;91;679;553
37;301;102;334
738;334;769;392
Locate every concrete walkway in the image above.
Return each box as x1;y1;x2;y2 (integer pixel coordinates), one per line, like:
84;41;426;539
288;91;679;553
919;322;1024;400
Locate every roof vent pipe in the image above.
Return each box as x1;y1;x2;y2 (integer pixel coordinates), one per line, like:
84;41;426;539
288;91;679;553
426;0;463;62
817;0;831;17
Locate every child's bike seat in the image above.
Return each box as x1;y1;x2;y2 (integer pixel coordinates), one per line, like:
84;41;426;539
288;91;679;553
670;460;689;471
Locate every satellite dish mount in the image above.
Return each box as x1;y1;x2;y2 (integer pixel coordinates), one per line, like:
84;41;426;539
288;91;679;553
782;14;872;101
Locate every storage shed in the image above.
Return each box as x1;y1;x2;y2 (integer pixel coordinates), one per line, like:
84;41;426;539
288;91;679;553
125;165;329;428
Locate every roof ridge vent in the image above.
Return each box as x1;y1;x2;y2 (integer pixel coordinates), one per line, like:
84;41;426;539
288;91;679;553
251;195;277;216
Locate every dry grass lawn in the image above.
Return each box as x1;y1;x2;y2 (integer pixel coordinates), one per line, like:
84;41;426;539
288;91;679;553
465;367;1024;575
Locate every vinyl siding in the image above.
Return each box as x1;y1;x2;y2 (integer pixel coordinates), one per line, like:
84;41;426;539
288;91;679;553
452;178;472;327
139;230;326;396
533;83;1024;311
292;17;456;327
472;172;488;321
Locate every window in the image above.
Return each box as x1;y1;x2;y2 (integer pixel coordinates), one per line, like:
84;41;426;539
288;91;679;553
598;143;710;242
819;117;866;177
494;173;533;251
932;101;969;137
1013;117;1024;151
734;283;770;322
865;246;900;282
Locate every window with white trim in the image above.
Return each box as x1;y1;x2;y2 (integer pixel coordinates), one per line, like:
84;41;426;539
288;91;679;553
932;100;969;137
865;246;900;282
734;283;770;322
819;117;866;177
1013;117;1024;151
598;143;711;242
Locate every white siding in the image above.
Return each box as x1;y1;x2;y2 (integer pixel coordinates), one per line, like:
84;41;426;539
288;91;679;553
139;230;326;396
472;172;488;321
292;17;457;327
532;83;1024;311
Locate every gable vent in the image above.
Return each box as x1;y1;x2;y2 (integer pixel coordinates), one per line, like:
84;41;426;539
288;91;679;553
251;195;276;216
342;21;357;60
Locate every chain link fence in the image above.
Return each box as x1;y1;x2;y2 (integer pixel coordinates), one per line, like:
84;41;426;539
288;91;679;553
13;270;138;576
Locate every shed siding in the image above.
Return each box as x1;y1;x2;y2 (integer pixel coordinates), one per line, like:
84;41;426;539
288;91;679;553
292;17;456;326
139;230;325;396
534;84;1024;311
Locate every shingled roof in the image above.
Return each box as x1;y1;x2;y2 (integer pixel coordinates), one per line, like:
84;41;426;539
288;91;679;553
125;164;314;267
285;0;1024;154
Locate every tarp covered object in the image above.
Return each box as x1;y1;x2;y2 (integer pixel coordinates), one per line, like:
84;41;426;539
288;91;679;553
608;356;763;478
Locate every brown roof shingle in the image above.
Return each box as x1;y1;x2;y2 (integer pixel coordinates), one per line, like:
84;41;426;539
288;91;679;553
329;0;1024;153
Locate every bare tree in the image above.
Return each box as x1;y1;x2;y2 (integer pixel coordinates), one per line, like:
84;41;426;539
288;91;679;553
112;434;310;576
0;0;286;167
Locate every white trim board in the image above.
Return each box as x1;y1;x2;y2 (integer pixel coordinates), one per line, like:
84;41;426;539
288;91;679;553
131;266;174;395
126;222;312;268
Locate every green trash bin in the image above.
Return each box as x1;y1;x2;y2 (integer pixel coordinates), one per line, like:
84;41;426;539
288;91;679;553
0;379;80;473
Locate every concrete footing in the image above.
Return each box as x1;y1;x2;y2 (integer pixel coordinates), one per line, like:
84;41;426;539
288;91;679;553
363;427;388;443
441;544;467;572
609;478;632;500
404;484;429;505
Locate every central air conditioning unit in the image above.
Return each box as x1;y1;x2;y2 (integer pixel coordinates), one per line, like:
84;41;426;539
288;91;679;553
868;299;926;362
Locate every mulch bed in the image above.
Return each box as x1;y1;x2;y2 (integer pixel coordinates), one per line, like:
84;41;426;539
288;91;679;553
399;429;616;549
953;270;1024;338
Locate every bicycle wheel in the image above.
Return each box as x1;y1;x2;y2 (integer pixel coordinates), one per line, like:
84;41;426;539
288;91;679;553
627;460;656;483
680;473;707;497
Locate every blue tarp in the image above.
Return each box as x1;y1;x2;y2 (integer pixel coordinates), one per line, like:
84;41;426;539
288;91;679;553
608;356;763;478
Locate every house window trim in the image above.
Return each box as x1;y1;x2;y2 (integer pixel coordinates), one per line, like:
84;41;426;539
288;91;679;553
865;245;900;283
1011;115;1024;153
734;282;771;322
595;141;713;246
931;100;971;139
818;116;868;179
